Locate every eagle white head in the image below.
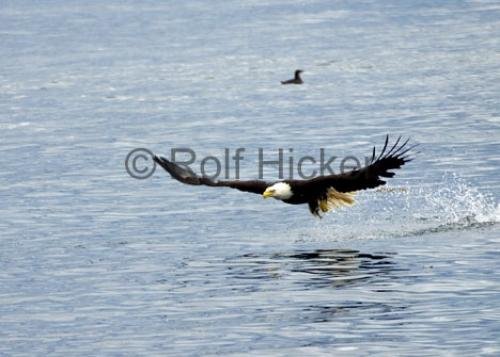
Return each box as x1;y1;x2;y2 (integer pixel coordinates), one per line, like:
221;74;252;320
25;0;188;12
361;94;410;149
263;182;293;200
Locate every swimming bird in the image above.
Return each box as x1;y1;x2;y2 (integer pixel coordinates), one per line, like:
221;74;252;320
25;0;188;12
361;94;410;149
281;69;303;85
153;136;415;218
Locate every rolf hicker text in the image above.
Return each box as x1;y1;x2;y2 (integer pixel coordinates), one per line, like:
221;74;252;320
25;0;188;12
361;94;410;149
168;148;370;180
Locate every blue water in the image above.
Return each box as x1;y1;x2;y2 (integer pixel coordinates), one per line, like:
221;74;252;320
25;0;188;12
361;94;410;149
1;1;500;355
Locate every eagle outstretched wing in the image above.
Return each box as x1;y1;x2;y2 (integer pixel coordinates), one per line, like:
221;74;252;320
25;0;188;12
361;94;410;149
153;156;270;195
306;135;414;193
289;135;415;217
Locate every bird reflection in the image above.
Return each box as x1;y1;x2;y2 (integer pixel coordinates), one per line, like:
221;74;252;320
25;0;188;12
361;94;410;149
226;249;396;289
222;249;403;324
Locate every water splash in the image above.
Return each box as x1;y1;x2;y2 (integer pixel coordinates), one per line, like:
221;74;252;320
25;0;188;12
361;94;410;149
299;174;499;241
409;174;499;228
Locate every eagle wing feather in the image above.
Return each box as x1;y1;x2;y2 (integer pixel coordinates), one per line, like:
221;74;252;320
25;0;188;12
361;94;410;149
153;156;270;195
305;135;414;193
300;135;415;217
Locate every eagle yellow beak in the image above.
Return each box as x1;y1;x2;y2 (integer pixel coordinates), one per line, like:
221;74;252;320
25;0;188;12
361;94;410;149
263;189;274;199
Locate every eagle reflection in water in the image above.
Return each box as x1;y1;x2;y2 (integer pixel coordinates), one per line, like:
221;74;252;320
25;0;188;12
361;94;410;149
225;249;402;324
227;249;396;289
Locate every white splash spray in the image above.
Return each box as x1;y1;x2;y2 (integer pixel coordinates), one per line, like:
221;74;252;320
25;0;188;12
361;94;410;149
297;174;499;241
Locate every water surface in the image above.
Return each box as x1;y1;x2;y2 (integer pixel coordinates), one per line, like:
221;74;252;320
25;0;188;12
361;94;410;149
1;1;500;355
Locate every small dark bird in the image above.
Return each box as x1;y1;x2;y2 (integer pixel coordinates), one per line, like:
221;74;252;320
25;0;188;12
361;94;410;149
153;136;415;218
281;69;304;85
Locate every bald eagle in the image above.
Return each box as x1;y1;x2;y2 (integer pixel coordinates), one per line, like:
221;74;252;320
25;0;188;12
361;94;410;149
153;136;414;217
